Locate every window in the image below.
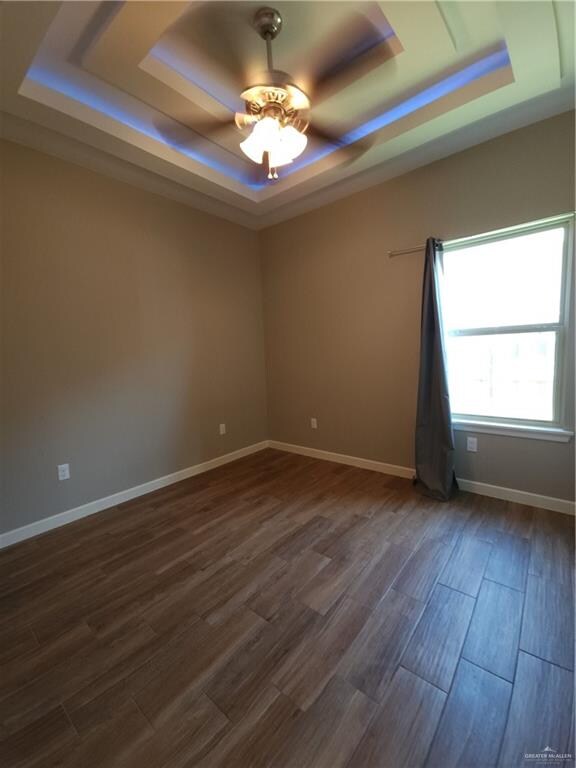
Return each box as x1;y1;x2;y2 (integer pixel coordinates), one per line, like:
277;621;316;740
439;214;573;438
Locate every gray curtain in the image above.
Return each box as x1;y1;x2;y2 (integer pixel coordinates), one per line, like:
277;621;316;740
414;237;458;501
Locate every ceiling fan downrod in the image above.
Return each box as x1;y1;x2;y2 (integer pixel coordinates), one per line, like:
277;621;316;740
253;6;283;73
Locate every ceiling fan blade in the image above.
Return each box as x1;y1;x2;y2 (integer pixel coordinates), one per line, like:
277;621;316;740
311;13;396;102
176;3;251;86
153;115;238;151
234;113;259;130
205;5;252;84
154;109;257;144
150;115;274;189
306;121;374;164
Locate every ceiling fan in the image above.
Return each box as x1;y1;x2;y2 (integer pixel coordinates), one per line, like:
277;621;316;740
159;5;390;182
234;7;311;179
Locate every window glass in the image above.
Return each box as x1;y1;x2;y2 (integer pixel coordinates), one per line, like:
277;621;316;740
441;227;565;331
446;331;556;421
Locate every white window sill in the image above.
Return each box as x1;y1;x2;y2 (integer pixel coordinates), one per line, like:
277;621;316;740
453;419;574;443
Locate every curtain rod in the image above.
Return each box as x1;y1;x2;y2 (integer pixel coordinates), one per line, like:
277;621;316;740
388;213;575;258
388;244;425;258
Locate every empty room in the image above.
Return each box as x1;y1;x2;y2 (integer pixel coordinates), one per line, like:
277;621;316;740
0;1;574;767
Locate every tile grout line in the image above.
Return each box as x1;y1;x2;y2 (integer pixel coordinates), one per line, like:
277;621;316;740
483;575;526;594
60;702;82;740
518;647;575;674
419;536;493;767
493;532;531;768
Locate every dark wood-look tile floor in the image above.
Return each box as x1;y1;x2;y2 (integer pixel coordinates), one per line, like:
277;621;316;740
0;449;574;768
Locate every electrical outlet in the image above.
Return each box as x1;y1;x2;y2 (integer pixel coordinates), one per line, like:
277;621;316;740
58;463;70;481
219;423;227;436
466;436;478;453
310;417;318;430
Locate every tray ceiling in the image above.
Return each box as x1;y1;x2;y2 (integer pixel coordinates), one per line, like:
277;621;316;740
1;1;574;228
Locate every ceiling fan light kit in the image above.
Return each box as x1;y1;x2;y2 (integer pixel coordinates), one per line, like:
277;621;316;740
240;117;307;174
237;7;311;180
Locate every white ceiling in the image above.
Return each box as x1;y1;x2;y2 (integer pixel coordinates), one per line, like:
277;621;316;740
1;1;574;229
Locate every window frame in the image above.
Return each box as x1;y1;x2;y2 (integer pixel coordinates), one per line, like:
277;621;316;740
441;213;574;441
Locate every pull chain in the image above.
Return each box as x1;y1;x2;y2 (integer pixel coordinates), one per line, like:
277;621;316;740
265;152;278;180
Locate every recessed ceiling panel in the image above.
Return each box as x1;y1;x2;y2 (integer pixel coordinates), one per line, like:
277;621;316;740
0;0;573;227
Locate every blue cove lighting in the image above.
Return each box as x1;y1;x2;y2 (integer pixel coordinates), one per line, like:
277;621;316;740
286;46;511;176
26;45;509;190
26;65;265;189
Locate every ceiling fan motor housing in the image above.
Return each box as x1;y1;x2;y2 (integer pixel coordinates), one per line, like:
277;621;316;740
253;7;283;40
240;71;310;128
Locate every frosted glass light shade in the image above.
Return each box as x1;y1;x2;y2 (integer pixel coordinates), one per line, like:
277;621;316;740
239;133;264;164
279;125;307;159
240;117;279;163
240;117;307;167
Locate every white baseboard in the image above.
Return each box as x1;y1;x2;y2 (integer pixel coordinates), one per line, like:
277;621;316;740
456;478;575;516
0;441;269;550
268;440;575;516
2;437;573;549
268;440;415;478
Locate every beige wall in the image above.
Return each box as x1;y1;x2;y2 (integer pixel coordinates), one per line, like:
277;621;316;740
2;112;574;536
262;111;575;501
1;140;268;533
